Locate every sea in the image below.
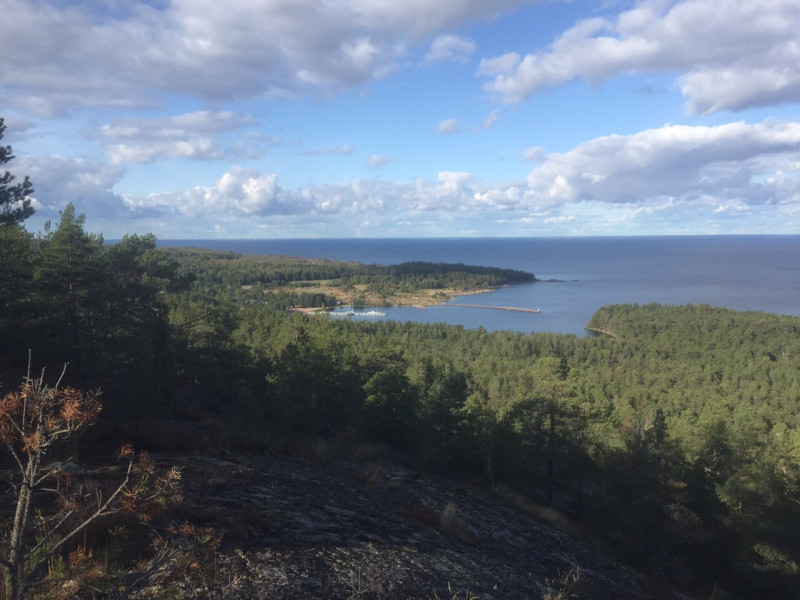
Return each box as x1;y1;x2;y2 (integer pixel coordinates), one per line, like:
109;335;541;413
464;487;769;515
159;236;800;337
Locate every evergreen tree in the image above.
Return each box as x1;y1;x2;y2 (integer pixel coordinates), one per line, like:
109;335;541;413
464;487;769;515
32;204;106;372
0;118;36;364
0;118;34;227
0;224;34;363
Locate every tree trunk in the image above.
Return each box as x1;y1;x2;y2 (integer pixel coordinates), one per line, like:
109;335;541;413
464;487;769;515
547;401;555;505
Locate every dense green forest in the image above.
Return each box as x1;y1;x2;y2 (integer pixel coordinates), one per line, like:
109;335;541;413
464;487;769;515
2;124;800;597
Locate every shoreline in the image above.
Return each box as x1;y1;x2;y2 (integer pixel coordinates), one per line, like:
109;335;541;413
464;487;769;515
584;327;618;338
287;286;500;313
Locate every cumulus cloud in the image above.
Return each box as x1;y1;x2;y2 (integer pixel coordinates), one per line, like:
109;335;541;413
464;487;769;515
438;118;461;134
477;0;800;113
0;0;530;114
111;117;800;235
524;120;800;209
125;166;301;217
92;111;259;164
425;34;475;63
125;166;489;220
22;115;800;237
473;186;523;210
423;171;475;210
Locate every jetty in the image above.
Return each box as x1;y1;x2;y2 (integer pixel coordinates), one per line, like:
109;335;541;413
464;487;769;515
446;304;541;314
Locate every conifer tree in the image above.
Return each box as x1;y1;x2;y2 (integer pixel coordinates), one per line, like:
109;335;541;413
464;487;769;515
0;118;35;362
0;118;34;227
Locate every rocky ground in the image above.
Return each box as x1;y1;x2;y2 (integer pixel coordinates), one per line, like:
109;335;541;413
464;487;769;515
132;454;694;600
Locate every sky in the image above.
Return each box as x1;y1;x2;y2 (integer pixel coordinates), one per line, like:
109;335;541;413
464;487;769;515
2;0;800;239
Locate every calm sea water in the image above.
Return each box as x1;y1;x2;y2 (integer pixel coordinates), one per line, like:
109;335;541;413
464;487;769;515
159;236;800;336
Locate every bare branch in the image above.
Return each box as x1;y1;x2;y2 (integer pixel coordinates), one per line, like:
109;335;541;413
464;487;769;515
22;510;76;562
33;459;73;488
121;541;180;593
53;364;68;391
2;441;25;477
25;458;134;579
25;350;32;381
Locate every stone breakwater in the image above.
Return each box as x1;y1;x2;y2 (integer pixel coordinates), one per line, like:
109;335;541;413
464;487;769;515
445;304;541;313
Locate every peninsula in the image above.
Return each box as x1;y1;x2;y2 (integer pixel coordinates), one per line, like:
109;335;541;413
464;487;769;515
164;248;536;310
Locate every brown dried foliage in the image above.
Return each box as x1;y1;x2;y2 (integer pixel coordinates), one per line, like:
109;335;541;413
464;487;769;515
0;379;102;457
1;366;183;600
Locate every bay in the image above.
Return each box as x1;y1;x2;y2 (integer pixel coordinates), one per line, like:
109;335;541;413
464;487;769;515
159;236;800;336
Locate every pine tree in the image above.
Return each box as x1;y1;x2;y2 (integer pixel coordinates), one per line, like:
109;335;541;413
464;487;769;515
0;118;35;363
0;118;34;227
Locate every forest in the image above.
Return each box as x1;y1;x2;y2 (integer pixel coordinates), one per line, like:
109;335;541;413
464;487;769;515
2;122;800;598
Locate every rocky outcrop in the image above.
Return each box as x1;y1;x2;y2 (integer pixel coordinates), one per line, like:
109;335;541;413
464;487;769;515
147;455;692;599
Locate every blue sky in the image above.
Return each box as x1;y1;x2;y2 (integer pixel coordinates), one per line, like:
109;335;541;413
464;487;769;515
2;0;800;238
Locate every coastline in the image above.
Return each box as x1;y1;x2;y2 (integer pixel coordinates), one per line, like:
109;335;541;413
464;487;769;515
584;327;618;338
287;286;499;313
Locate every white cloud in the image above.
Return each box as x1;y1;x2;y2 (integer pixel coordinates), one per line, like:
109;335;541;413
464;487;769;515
125;167;486;219
425;34;475;63
475;52;521;78
92;111;259;164
0;0;531;114
522;146;545;163
482;108;499;129
438;118;461;134
349;0;529;40
104;115;800;235
104;138;223;165
473;186;522;210
126;166;301;217
368;154;390;168
18;155;127;220
427;171;475;210
477;0;800;113
20;115;800;238
524;120;800;209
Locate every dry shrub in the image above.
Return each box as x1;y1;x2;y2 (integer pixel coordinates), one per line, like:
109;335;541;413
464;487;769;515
538;564;582;600
439;502;476;544
406;497;440;528
495;485;588;542
407;499;477;545
431;581;481;599
352;463;387;488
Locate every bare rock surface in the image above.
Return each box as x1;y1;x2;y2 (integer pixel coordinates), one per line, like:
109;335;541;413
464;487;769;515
155;455;692;599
